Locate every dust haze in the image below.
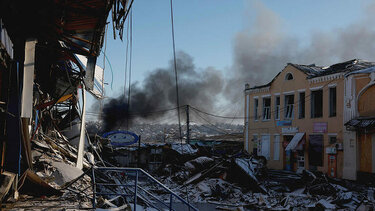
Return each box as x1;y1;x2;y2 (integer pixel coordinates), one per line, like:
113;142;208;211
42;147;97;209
101;0;375;131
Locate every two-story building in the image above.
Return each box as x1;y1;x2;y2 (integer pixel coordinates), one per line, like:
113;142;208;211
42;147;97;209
244;59;375;179
343;65;375;180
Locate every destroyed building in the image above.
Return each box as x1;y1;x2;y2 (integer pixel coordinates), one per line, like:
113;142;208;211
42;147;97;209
244;59;375;181
0;0;139;209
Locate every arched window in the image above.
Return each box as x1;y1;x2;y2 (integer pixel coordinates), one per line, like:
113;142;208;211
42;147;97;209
285;73;294;80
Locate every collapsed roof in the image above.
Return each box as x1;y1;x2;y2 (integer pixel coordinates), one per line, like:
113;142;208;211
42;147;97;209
247;59;375;90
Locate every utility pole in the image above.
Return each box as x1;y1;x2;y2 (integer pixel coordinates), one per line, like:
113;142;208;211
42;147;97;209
186;105;190;144
137;135;141;167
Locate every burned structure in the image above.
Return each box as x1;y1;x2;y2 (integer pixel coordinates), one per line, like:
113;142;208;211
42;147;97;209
244;59;375;180
0;0;134;207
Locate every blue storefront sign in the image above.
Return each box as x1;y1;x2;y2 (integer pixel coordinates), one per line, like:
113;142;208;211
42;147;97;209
277;120;292;126
102;130;139;147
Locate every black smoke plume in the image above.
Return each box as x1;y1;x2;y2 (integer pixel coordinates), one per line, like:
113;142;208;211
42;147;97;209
102;52;224;132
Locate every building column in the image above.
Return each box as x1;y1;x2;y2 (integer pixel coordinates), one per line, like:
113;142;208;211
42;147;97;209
372;134;375;174
20;39;36;169
76;82;87;170
245;94;250;152
21;39;36;119
342;130;358;180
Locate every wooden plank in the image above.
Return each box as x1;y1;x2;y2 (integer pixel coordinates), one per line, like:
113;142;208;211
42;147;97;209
0;171;16;201
360;134;372;173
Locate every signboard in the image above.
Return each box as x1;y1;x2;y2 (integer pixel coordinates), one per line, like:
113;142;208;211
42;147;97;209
282;127;299;134
313;122;328;133
277;120;292;126
102;131;139;147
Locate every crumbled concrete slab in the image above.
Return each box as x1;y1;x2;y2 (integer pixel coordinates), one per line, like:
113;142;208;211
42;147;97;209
50;161;84;186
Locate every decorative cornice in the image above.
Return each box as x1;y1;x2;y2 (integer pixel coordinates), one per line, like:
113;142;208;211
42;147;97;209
247;86;270;94
308;73;343;84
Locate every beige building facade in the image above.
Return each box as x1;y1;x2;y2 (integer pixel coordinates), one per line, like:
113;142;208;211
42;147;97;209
343;66;375;180
244;59;375;179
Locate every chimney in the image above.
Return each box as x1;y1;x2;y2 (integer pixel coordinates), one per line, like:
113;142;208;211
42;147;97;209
245;83;250;90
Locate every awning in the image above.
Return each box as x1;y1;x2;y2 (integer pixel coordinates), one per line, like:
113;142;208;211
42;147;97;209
285;132;305;151
345;117;375;130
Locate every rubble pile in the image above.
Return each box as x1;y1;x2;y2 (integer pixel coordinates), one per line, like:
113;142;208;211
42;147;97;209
2;129;95;210
144;147;375;210
4;125;374;211
87;122;243;143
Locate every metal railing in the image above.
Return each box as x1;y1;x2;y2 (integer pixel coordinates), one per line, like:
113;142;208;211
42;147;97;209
92;167;198;211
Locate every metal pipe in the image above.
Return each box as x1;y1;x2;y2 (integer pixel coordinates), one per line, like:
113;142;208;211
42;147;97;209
76;82;86;169
136;185;170;209
169;194;173;210
134;170;138;211
95;193;134;197
94;167;198;210
91;166;96;208
96;183;134;187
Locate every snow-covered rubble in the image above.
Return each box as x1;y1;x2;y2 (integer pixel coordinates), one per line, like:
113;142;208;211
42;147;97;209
151;150;375;210
171;143;198;155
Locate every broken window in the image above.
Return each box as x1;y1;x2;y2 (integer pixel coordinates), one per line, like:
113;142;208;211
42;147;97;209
308;134;323;166
329;87;336;117
275;96;280;120
298;92;305;119
329;136;337;144
284;94;294;119
262;97;271;120
311;90;323;118
285;73;293;80
254;98;259;121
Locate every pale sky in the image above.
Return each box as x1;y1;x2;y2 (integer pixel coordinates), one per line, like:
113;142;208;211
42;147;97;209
86;0;374;117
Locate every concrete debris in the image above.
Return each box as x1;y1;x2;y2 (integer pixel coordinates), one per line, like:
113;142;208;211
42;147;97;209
2;113;373;211
0;172;16;202
142;146;375;210
5;123;373;211
1;129;94;210
171;143;198;155
184;156;214;173
316;199;336;209
49;161;84;186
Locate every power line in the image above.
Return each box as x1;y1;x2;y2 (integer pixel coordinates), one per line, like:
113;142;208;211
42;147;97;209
190;106;246;119
191;78;340;121
101;50;114;90
126;9;133;130
124;13;130;99
86;105;182;117
169;0;182;142
191;109;231;135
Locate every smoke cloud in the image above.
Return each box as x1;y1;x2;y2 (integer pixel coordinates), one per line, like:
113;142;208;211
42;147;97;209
228;0;375;100
102;0;375;131
102;52;224;132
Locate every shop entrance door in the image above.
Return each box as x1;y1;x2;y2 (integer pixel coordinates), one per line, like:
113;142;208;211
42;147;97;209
283;135;293;170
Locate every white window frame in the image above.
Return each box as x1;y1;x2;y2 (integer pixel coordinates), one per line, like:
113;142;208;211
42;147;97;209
262;97;271;120
260;134;271;160
284;94;294;119
253;97;259;121
275;95;280;120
